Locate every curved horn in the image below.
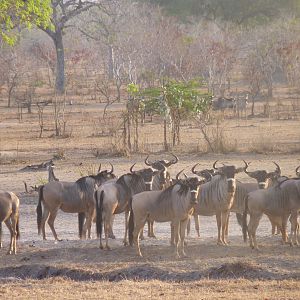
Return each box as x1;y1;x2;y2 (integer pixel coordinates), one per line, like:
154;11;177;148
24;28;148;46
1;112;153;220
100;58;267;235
109;162;114;174
272;161;281;175
243;160;251;174
144;155;152;166
176;169;185;180
213;160;219;170
97;164;102;173
166;153;179;167
191;163;199;175
296;165;300;176
130;163;136;173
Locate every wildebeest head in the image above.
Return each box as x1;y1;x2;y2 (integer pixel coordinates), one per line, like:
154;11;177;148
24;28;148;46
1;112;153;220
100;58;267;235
175;170;204;204
213;160;245;193
243;160;281;189
191;163;215;182
130;163;167;191
93;162;116;185
295;165;300;178
144;153;178;169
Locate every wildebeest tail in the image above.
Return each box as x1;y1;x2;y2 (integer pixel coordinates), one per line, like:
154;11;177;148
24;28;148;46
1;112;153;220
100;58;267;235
128;197;134;246
78;213;85;239
242;196;248;242
96;190;104;239
0;222;2;242
36;185;44;235
16;215;20;239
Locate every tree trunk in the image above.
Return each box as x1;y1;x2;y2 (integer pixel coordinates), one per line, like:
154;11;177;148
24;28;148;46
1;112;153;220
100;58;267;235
54;30;65;94
108;45;114;80
164;119;168;151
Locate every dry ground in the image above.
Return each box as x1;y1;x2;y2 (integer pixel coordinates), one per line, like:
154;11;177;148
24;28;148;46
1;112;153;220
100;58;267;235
0;93;300;299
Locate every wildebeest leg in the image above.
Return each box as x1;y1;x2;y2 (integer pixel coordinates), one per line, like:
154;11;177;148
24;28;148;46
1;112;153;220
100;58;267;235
289;212;299;246
108;215;115;239
186;218;191;236
170;222;175;246
248;213;262;249
148;221;156;238
173;222;180;258
47;209;61;241
4;219;14;255
123;210;129;246
225;213;229;239
281;214;289;244
0;222;2;248
221;211;230;245
216;212;223;245
179;218;189;257
194;215;200;238
41;207;50;240
133;218;146;257
84;209;94;240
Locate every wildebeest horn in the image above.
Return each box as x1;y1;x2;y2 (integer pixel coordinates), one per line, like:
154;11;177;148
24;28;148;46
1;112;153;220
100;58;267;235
243;160;251;174
130;163;136;173
273;161;281;175
97;164;102;173
191;163;199;175
144;155;152;166
109;162;114;174
296;165;300;177
166;153;179;167
176;169;185;180
213;160;219;170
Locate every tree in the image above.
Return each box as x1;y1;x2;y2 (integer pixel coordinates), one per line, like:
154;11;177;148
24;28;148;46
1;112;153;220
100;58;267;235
38;0;103;94
140;79;211;149
0;0;52;45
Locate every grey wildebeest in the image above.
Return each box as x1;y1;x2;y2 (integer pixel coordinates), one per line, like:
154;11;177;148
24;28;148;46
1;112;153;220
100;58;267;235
143;153;178;238
128;171;204;258
244;178;300;249
212;97;235;111
191;161;246;245
0;191;20;254
231;161;281;240
95;164;167;250
37;165;116;241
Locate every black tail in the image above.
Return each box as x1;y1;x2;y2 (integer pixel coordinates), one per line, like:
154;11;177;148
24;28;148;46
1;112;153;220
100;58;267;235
128;197;134;246
236;213;243;227
96;190;104;239
78;213;85;239
16;215;20;239
0;222;2;243
36;185;44;235
242;196;248;242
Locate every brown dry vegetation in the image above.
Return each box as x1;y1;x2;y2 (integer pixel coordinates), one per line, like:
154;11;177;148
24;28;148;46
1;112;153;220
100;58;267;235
0;86;300;299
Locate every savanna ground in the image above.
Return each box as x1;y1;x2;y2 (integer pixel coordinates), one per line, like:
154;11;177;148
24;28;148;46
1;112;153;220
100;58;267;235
0;85;300;299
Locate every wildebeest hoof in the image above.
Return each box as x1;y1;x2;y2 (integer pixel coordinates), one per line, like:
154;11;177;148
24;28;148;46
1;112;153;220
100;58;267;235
100;245;104;250
6;250;12;255
109;234;116;239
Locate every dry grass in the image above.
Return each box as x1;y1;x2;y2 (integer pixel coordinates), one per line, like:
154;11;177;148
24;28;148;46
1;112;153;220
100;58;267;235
0;278;298;300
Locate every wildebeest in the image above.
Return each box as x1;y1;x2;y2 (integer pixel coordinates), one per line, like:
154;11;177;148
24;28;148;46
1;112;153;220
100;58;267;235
212;97;235;111
47;163;59;182
191;161;245;245
244;178;300;249
36;166;116;241
143;153;178;238
128;171;204;257
0;191;20;254
95;164;167;250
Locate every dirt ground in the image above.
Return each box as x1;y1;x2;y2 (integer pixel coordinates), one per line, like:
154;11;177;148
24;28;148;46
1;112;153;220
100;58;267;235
0;97;300;299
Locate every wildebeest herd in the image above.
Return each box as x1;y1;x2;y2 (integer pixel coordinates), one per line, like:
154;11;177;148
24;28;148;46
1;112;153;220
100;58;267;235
1;154;300;258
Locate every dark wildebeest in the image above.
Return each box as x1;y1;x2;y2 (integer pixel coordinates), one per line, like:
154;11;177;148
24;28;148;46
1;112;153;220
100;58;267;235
37;165;116;241
0;191;20;254
95;164;168;250
212;97;235;111
128;171;204;257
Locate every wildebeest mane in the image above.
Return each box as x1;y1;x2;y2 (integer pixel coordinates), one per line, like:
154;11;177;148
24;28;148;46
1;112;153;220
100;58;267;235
157;181;189;203
116;173;146;196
